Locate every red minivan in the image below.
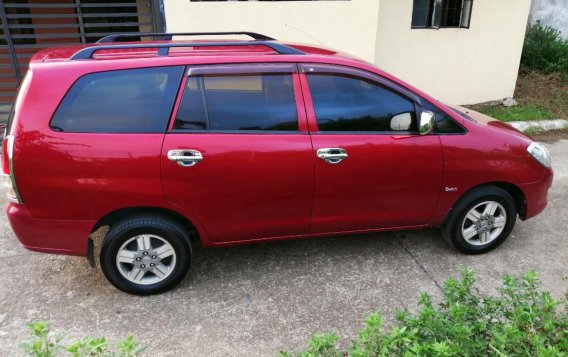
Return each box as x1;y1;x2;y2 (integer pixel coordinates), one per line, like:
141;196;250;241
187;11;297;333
2;32;553;295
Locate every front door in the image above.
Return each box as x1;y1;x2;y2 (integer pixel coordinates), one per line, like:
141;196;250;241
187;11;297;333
300;64;444;233
161;64;314;243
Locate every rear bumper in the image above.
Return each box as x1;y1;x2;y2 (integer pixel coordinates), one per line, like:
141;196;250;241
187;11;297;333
6;203;95;256
519;168;554;220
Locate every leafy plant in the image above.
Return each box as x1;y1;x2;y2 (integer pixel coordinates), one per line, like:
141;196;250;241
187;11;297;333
21;320;63;357
21;321;145;357
521;21;568;78
283;270;568;356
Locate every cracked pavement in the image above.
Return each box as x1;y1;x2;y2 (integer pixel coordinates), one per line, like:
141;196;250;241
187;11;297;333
0;139;567;356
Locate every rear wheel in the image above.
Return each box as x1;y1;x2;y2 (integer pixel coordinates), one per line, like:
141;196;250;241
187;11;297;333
100;214;191;295
442;186;517;254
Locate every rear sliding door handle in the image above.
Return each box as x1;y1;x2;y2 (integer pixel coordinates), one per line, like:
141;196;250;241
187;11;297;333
167;149;203;167
317;148;348;164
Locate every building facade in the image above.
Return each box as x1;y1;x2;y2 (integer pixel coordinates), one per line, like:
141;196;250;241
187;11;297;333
0;0;533;123
0;0;163;121
164;0;532;105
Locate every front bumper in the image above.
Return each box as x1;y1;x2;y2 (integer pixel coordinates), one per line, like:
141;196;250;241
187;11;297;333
519;167;554;220
6;203;95;256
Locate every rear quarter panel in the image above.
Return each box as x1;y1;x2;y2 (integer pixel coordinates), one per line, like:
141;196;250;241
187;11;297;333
11;62;184;222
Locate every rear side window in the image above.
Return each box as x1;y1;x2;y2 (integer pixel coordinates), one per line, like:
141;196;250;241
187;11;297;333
307;74;417;132
174;73;298;131
51;66;184;133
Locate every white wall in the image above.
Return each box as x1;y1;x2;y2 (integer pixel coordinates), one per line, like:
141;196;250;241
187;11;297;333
375;0;532;105
163;0;381;63
163;0;532;105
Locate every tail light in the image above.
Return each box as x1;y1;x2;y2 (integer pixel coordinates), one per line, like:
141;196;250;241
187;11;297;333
2;135;23;204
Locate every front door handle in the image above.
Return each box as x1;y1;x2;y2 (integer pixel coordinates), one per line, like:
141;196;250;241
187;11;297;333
167;149;204;167
317;148;348;164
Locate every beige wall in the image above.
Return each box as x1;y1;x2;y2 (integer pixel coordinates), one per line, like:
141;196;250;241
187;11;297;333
375;0;531;104
163;0;531;105
163;0;380;63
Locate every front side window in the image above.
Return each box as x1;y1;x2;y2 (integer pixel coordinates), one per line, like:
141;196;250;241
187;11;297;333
174;73;298;131
307;74;417;132
425;102;466;134
412;0;473;28
51;66;184;133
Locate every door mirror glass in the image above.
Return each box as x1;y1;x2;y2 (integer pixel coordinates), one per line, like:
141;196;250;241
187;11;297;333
419;110;435;135
390;112;413;131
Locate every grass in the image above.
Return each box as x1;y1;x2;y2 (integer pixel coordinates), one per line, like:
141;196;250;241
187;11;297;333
472;105;556;122
523;126;545;136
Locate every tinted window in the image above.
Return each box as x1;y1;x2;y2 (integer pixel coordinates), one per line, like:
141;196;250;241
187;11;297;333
51;66;184;133
425;102;467;134
174;74;298;131
307;74;417;132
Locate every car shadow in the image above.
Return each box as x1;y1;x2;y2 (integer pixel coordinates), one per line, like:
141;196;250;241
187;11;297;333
176;228;451;292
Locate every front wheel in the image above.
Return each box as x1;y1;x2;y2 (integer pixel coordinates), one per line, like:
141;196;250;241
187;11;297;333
442;186;517;254
100;214;191;295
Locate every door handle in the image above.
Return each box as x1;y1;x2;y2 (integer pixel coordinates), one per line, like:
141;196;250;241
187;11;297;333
167;149;204;167
317;148;348;164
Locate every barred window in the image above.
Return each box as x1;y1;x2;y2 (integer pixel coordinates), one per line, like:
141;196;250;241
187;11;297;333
412;0;473;29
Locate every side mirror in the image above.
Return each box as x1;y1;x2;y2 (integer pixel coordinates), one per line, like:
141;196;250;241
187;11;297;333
419;110;435;135
390;112;412;131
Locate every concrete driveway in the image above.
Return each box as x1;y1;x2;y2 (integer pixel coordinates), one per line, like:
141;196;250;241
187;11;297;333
0;139;567;356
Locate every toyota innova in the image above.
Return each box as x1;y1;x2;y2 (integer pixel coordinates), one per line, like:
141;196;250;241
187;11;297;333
2;32;553;294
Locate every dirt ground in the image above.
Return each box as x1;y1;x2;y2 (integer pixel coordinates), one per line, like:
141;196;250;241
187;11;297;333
515;71;568;119
468;71;568;120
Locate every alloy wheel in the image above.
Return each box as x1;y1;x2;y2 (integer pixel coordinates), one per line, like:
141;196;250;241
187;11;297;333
461;201;507;246
115;234;177;285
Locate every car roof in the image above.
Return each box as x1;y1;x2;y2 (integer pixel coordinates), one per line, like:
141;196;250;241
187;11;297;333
22;33;466;135
30;39;364;65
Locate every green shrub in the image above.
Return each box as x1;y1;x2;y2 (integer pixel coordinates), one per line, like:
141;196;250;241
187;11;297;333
521;21;568;77
20;320;145;357
283;270;568;357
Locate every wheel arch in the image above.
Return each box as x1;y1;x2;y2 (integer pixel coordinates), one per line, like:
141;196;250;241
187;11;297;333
91;206;199;235
491;182;526;219
442;181;526;226
91;206;201;244
87;206;203;268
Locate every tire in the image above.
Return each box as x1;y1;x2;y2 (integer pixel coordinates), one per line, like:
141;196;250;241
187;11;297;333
442;186;517;254
100;214;191;295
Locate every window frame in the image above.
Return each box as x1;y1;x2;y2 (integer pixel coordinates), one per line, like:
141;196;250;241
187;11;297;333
168;63;307;134
411;0;474;29
300;63;424;135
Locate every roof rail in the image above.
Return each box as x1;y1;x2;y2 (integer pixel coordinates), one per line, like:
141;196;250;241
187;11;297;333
69;41;305;60
96;32;275;44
